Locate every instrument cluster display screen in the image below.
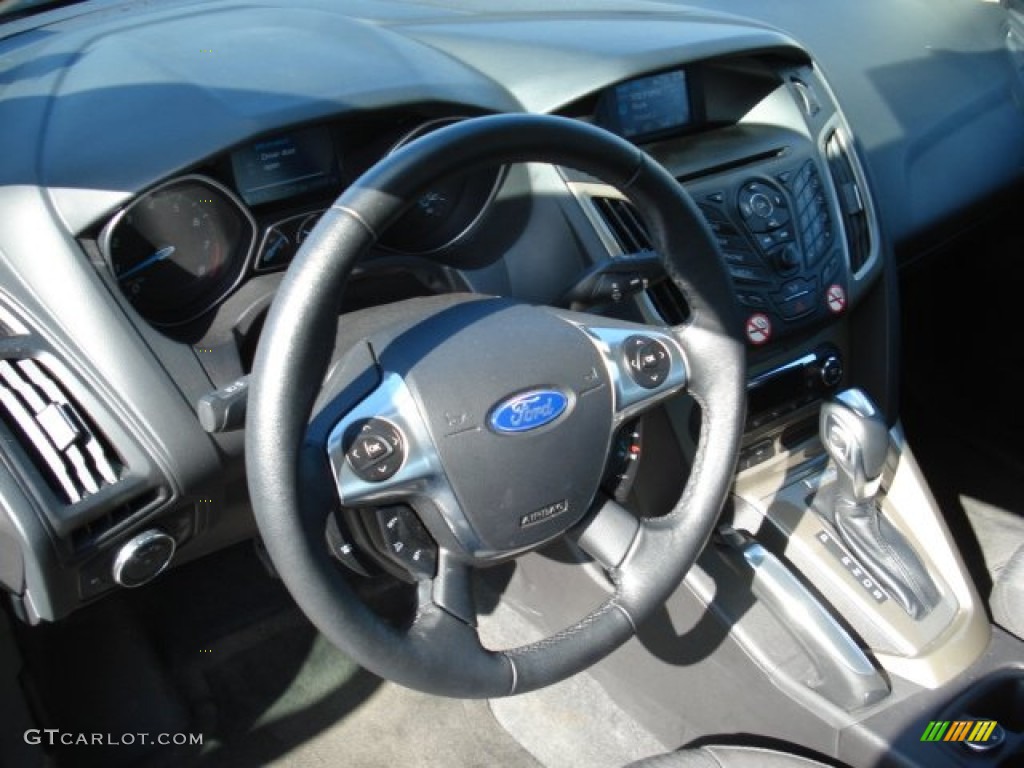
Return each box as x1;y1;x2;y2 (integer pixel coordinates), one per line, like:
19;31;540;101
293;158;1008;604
231;126;340;206
598;70;692;142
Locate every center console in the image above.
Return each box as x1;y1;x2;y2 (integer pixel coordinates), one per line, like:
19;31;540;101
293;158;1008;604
493;50;1024;768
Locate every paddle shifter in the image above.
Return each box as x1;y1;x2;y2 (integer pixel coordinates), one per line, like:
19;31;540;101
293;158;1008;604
820;389;940;620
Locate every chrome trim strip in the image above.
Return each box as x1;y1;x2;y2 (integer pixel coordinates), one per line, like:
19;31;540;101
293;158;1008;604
720;526;890;710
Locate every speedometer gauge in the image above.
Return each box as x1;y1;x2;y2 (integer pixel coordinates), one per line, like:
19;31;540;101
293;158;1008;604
101;176;256;326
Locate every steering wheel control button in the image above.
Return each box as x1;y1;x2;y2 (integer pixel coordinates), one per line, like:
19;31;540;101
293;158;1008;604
744;313;773;346
623;335;671;389
346;419;405;482
112;530;176;588
349;434;393;470
326;511;371;577
371;506;437;581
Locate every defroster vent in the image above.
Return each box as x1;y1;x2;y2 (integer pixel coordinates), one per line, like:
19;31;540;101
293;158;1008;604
825;130;872;274
0;359;120;504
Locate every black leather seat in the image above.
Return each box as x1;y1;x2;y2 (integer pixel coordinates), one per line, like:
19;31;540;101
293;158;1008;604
626;745;840;768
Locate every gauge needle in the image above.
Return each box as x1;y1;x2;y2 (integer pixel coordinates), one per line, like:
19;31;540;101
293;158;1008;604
117;245;176;281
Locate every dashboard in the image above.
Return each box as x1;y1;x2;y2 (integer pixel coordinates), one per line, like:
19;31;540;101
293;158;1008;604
0;0;1021;622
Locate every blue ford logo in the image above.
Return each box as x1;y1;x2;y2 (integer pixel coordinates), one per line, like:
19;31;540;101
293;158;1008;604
489;390;569;434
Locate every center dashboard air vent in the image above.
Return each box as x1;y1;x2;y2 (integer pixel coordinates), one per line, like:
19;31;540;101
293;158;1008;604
0;358;120;504
824;130;872;274
589;195;690;325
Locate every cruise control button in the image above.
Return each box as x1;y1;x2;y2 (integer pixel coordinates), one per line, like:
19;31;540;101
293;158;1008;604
373;506;437;581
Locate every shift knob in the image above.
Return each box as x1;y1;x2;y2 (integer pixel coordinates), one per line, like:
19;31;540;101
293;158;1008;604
820;389;889;503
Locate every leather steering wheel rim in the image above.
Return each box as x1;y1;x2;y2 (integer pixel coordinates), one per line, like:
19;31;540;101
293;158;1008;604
245;113;746;697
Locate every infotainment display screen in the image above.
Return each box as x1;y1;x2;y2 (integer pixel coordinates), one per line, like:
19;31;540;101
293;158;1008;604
597;70;692;142
231;126;340;206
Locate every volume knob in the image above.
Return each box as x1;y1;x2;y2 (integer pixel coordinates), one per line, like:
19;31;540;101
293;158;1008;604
819;355;844;388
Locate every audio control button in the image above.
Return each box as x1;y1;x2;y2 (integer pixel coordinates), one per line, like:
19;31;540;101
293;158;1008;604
728;265;772;284
736;291;768;309
346;419;406;482
775;277;816;301
739;181;791;234
623;336;671;389
777;294;816;320
771;244;802;273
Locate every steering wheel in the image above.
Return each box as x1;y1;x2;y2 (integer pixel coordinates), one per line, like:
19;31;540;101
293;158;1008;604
245;114;746;698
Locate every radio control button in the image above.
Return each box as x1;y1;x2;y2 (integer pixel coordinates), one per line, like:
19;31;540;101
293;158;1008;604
346;419;405;482
623;336;671;389
728;265;772;284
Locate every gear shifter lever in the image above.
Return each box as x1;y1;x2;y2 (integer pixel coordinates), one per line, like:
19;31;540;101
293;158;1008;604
820;389;889;503
820;389;941;620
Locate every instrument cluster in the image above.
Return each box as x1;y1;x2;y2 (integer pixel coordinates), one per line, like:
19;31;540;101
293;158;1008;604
99;117;504;327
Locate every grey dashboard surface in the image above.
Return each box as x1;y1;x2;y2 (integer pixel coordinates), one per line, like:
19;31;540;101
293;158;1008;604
0;0;800;234
674;0;1024;251
1;0;1019;247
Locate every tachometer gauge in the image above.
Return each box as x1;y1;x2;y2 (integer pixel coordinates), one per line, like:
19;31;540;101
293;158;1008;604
101;176;256;326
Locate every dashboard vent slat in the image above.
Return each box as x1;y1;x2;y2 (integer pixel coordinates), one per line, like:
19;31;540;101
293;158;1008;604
593;197;654;254
825;130;871;274
0;359;120;504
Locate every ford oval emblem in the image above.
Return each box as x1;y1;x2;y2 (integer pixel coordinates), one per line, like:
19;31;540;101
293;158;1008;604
489;390;569;434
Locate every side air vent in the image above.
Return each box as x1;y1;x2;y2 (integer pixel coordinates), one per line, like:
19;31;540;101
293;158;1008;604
69;489;164;552
825;130;872;274
0;359;120;504
592;196;654;253
590;195;690;325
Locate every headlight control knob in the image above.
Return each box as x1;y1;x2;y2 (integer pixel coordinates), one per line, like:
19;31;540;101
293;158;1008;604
112;530;176;588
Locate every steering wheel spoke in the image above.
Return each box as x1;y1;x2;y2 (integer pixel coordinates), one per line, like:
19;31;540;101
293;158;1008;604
326;372;439;503
571;496;641;571
425;551;479;626
571;320;688;424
